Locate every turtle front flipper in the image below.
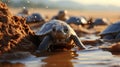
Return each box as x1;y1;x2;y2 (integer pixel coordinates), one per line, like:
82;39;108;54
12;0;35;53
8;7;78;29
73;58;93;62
70;35;87;49
37;35;52;52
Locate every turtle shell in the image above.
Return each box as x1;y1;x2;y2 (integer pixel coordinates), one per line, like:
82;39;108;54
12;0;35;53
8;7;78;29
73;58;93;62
100;21;120;35
31;13;45;22
94;18;110;25
26;13;45;23
35;20;76;36
66;16;87;25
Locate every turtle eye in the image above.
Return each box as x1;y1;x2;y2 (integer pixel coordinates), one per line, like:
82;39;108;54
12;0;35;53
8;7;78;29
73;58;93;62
64;28;68;33
52;27;56;32
52;25;56;32
63;26;69;33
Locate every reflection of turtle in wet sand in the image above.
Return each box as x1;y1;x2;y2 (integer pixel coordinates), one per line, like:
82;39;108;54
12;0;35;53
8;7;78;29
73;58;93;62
99;21;120;40
35;20;86;52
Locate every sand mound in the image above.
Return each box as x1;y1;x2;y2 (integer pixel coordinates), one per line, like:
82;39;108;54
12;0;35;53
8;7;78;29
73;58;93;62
0;2;36;55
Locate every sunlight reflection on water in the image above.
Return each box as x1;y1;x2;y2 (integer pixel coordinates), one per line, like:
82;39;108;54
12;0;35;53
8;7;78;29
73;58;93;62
0;48;120;67
72;49;120;67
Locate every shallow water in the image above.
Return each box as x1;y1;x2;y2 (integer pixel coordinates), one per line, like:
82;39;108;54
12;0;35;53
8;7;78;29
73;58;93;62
0;35;120;67
0;48;120;67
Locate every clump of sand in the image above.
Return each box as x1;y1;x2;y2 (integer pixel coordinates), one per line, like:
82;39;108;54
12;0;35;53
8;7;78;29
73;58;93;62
0;2;36;55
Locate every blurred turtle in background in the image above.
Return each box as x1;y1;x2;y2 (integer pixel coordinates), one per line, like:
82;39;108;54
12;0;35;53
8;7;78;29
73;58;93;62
52;10;69;21
26;13;45;23
88;18;110;29
94;18;110;25
99;21;120;42
66;16;88;26
66;16;97;36
17;7;29;17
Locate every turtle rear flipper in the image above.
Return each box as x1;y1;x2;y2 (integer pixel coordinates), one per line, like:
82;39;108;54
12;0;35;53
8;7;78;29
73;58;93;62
37;35;52;52
70;35;87;49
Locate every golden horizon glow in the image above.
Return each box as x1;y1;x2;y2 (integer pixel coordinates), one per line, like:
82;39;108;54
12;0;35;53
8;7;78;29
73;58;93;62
53;0;120;7
72;0;120;6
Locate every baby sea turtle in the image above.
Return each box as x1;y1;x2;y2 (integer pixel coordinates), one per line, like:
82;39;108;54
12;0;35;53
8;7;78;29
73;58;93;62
93;18;110;25
17;7;29;17
52;10;69;21
35;20;86;52
26;13;45;23
66;16;88;25
99;21;120;40
88;18;110;29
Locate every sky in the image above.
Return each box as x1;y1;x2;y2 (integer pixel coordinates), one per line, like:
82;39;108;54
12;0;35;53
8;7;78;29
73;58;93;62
11;0;120;7
52;0;120;7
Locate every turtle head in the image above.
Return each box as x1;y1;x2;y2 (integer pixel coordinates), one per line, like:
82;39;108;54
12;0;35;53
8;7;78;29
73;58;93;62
51;23;70;39
58;10;67;17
